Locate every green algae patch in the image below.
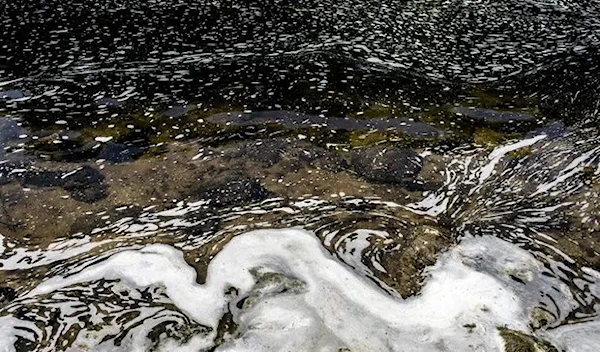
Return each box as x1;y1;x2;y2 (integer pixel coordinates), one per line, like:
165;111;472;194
17;88;548;165
76;104;246;148
498;327;559;352
472;128;521;150
508;146;535;159
473;128;506;149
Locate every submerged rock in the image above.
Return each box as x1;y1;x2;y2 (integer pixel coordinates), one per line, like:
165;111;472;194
14;165;107;203
181;211;221;238
95;97;121;107
453;107;535;123
0;90;25;100
229;139;289;167
350;146;422;185
208;110;444;138
231;138;348;171
0;118;27;143
61;168;108;203
97;142;142;163
381;224;455;297
191;175;269;207
528;121;566;139
239;268;307;310
163;105;194;117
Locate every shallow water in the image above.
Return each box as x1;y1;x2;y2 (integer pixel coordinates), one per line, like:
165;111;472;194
1;127;599;351
1;0;600;351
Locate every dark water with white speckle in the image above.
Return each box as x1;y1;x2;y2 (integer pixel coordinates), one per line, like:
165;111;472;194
1;0;599;351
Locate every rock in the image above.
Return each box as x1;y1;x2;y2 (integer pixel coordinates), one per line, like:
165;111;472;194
350;146;422;184
528;121;566;139
192;175;269;207
231;139;348;171
19;165;107;203
453;107;535;123
61;166;107;203
97;142;142;163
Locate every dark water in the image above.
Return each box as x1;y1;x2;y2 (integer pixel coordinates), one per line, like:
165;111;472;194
1;0;600;351
2;0;600;119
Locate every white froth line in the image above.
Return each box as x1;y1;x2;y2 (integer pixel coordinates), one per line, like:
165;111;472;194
0;78;25;87
61;167;83;179
531;146;600;197
479;134;547;184
20;229;532;351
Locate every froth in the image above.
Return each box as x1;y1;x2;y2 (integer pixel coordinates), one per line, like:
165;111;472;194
11;228;541;351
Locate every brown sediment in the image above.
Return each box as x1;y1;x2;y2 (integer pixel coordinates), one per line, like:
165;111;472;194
312;210;455;298
1;103;593;307
498;327;559;352
545;174;600;270
379;224;455;297
0;156;198;245
540;230;600;271
473;127;513;149
0;136;457;301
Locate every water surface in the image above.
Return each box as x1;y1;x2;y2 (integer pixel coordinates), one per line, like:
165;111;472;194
1;0;599;351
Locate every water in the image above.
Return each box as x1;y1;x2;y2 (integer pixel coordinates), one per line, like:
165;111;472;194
1;0;599;351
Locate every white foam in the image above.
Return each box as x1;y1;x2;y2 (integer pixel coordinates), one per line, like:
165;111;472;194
544;321;600;352
479;134;546;183
0;317;36;352
20;228;535;351
94;136;113;143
